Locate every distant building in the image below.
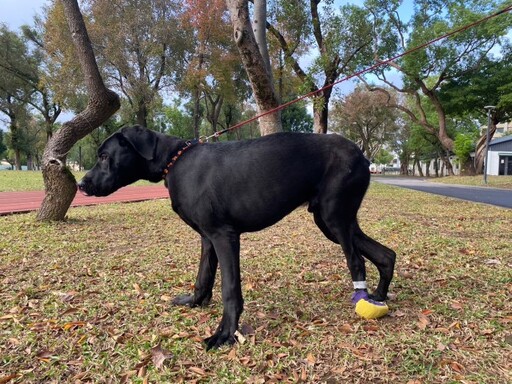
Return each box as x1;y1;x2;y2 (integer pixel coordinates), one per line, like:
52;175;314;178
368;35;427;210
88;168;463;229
494;122;512;138
487;136;512;176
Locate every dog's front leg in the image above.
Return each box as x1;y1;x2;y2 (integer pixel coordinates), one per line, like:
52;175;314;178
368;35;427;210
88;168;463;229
173;236;218;307
204;233;243;350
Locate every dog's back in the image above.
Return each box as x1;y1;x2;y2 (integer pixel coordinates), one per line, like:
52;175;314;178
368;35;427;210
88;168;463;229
169;132;370;233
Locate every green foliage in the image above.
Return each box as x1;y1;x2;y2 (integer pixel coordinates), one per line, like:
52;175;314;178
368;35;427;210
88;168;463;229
453;131;479;163
374;148;394;165
440;51;512;123
281;100;313;133
162;102;195;139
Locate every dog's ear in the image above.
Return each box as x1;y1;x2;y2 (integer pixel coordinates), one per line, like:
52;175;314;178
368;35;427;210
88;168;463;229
119;125;157;161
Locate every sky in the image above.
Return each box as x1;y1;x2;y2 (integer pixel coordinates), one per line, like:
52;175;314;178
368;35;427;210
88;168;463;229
1;0;50;30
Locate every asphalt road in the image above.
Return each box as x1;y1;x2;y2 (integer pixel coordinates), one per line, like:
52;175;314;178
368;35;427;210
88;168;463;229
372;177;512;209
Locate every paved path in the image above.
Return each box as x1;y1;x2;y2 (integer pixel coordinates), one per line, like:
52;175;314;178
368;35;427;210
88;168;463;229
373;177;512;209
2;178;510;216
0;184;170;216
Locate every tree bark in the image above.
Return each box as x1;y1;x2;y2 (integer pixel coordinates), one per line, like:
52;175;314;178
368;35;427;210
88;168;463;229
474;120;497;174
37;0;120;221
226;0;281;135
312;94;329;134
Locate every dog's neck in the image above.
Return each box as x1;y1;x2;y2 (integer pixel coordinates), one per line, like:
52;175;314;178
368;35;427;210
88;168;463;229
145;134;188;183
161;138;203;180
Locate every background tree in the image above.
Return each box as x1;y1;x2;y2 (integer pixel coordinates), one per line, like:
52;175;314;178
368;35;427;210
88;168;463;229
86;0;191;127
226;0;282;135
362;0;512;175
281;98;313;133
181;0;250;139
330;87;400;160
0;25;34;169
439;52;512;173
267;0;373;133
37;0;120;221
0;21;62;146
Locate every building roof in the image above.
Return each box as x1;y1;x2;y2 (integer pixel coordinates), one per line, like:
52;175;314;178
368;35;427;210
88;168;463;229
489;135;512;146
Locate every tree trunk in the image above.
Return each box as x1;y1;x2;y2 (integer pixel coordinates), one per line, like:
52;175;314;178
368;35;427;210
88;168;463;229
14;149;21;170
439;152;454;176
313;97;329;134
136;101;148;127
474;121;497;175
192;51;205;140
460;158;476;176
226;0;281;135
416;159;424;177
37;0;120;221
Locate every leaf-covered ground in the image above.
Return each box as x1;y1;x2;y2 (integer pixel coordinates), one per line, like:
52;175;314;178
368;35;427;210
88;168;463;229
1;183;511;383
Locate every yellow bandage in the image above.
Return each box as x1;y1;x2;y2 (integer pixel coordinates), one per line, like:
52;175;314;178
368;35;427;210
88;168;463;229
355;299;389;319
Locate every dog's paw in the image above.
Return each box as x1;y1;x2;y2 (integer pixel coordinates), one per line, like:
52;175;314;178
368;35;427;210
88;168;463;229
204;332;236;350
368;292;388;302
171;294;196;307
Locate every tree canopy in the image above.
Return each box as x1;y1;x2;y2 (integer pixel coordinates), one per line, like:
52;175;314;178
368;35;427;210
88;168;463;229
1;0;512;181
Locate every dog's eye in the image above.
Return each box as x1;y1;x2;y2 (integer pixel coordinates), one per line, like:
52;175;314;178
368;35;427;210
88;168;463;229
99;154;108;162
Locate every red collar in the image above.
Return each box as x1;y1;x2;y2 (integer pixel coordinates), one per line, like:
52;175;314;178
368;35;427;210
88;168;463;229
162;139;202;179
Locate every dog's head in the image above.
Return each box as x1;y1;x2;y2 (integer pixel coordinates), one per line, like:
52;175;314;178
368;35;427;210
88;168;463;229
78;125;159;197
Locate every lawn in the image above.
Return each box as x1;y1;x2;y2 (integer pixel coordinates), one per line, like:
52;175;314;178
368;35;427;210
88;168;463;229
428;175;512;190
0;183;511;383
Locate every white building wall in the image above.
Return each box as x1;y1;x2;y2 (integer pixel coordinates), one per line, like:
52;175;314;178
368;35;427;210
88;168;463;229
487;150;512;175
487;152;500;176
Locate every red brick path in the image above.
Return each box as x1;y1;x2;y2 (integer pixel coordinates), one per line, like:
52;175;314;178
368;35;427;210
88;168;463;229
0;185;169;216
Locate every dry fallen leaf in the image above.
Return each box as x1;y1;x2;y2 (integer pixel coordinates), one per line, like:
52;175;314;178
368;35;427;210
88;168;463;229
35;349;54;362
151;344;173;370
0;375;20;384
306;352;316;366
417;313;430;330
234;330;246;344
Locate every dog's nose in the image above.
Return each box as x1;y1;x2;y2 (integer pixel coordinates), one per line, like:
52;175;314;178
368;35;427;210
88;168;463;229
77;180;88;192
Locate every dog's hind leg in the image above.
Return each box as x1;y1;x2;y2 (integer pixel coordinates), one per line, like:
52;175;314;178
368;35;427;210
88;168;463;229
315;203;395;302
353;224;396;301
172;236;218;307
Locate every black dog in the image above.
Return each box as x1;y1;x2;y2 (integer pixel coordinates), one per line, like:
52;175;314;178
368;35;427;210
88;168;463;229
78;125;396;349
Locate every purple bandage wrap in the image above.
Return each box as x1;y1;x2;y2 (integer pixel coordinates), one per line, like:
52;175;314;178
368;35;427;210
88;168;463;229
351;289;386;306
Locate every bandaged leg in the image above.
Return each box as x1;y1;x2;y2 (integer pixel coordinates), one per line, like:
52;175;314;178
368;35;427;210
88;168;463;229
351;282;388;319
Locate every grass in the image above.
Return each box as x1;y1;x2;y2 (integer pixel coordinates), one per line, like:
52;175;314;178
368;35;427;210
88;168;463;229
0;171;151;192
426;175;512;190
1;183;511;383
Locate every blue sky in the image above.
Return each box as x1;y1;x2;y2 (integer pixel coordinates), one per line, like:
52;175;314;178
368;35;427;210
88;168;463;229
1;0;49;30
1;0;415;31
